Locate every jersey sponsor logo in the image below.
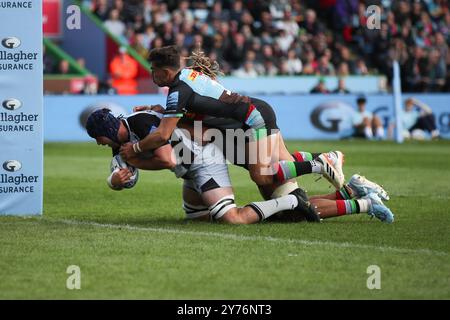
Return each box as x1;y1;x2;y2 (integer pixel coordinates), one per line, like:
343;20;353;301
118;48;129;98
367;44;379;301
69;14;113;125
166;91;179;109
188;70;199;81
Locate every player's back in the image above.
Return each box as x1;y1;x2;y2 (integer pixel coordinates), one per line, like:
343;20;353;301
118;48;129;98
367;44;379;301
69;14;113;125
168;68;251;123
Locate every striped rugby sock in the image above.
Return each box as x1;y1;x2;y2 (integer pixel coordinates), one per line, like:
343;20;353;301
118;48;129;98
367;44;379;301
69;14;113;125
336;186;352;200
336;199;370;215
292;151;322;162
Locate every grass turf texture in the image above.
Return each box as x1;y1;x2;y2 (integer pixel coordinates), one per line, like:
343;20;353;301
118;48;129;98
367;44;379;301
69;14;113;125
0;140;449;299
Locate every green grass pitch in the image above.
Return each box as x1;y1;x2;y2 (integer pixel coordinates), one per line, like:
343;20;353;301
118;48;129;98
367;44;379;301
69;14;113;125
1;140;449;299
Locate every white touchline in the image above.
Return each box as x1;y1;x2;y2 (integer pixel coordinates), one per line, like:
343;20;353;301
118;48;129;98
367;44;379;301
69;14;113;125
45;219;447;257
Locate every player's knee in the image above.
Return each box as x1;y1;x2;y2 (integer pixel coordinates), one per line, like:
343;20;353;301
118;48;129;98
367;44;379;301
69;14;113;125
183;202;209;221
249;170;273;186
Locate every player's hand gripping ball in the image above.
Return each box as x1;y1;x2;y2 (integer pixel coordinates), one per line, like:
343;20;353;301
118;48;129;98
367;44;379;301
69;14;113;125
110;155;139;189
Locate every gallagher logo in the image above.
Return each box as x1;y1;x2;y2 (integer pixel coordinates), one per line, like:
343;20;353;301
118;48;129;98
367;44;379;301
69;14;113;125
2;160;22;172
2;98;22;111
310;101;355;133
1;37;21;49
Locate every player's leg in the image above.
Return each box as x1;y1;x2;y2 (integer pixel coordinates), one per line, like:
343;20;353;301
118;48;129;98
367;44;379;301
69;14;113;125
188;159;307;224
291;151;322;162
310;194;394;223
309;174;390;202
245;121;344;190
199;186;298;224
307;174;393;223
240;98;343;189
246;132;278;186
273;149;345;190
244;98;293;187
182;180;210;221
191;143;316;224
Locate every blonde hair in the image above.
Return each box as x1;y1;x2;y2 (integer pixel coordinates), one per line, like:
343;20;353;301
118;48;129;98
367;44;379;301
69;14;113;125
186;49;223;79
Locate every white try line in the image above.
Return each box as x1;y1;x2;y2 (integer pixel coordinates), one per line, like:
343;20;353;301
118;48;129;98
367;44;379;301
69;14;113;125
52;219;447;257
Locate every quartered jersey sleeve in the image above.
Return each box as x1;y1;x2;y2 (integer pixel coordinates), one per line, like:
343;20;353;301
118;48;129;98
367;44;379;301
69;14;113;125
163;83;192;119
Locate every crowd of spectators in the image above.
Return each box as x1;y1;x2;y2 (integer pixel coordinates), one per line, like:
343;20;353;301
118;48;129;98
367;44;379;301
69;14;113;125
79;0;449;92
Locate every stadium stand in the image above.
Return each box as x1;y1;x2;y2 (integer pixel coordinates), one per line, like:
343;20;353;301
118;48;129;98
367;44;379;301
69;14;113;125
47;0;449;93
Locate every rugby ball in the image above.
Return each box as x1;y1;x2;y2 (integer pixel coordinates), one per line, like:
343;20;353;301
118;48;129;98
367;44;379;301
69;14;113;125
110;154;139;189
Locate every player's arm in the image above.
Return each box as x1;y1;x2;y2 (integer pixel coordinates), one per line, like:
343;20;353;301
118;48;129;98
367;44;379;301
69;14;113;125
141;116;180;150
127;144;176;171
133;104;165;113
121;87;188;160
119;116;180;161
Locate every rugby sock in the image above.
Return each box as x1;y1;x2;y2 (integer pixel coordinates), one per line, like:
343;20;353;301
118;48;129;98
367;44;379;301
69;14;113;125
274;160;322;181
335;185;353;200
292;151;321;162
248;195;298;220
336;199;370;215
364;127;374;139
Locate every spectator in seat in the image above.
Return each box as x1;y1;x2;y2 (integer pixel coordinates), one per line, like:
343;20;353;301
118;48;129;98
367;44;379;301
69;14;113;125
286;49;303;75
93;0;110;21
317;55;335;75
424;49;446;92
78;76;98;95
333;78;350;94
336;62;350;77
104;9;126;39
354;59;369;76
58;59;70;74
310;78;330;94
232;60;258;78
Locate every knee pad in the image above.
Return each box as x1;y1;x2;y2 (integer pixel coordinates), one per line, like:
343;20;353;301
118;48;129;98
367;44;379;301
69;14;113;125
183;202;209;220
209;195;236;220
